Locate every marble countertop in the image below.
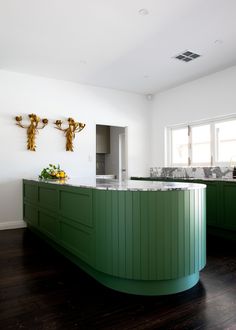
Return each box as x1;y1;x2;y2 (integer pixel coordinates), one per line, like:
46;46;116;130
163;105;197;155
134;176;236;182
175;177;236;182
24;178;206;191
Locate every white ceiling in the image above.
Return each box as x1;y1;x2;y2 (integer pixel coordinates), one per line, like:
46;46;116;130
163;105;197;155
1;0;236;94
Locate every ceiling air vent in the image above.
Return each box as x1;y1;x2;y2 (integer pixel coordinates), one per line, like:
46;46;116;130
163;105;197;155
174;50;201;62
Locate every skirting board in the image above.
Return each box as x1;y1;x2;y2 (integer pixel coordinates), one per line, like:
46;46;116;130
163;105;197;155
0;220;26;230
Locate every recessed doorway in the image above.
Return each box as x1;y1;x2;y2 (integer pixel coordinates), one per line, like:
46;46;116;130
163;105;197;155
96;125;127;180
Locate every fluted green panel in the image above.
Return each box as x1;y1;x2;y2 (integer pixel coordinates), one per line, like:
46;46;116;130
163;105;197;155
111;191;119;275
194;190;199;272
132;192;141;279
177;191;185;277
200;188;206;268
125;192;133;279
184;191;190;276
118;192;126;277
93;189;206;281
140;192;149;279
104;190;112;274
148;192;157;280
164;192;172;278
170;191;178;277
189;190;195;274
156;192;165;279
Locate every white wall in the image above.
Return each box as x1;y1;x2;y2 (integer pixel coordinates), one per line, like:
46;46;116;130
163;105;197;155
0;70;150;229
151;65;236;166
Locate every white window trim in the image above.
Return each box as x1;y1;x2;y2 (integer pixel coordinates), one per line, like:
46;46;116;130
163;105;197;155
166;114;236;167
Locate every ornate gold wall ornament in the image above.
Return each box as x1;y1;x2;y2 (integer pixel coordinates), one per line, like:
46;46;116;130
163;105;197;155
54;118;86;151
15;114;48;151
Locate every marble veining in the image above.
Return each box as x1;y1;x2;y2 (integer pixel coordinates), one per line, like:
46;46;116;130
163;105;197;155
26;178;206;191
150;166;234;179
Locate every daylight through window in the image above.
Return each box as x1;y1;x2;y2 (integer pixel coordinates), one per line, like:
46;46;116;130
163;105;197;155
167;117;236;166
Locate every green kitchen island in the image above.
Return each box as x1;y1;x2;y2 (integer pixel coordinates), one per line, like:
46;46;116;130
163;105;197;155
23;178;206;295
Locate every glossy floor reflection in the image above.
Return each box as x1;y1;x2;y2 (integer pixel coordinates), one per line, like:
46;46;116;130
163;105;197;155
0;229;236;329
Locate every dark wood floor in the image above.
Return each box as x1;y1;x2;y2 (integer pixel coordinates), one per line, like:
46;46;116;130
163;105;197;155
0;229;236;330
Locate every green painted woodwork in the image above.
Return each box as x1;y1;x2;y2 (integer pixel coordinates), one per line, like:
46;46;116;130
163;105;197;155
23;203;38;227
23;179;206;295
59;187;93;228
38;185;58;211
28;225;200;296
94;189;206;281
23;180;38;204
38;209;59;241
221;183;236;231
205;181;219;227
131;177;236;238
59;220;94;264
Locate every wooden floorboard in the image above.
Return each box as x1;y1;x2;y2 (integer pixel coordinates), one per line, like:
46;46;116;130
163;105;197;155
0;228;236;330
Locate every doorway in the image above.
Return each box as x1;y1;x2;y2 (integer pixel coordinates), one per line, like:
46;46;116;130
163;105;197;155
96;125;127;180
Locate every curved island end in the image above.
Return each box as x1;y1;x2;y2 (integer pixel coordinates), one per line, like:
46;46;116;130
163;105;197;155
23;178;206;296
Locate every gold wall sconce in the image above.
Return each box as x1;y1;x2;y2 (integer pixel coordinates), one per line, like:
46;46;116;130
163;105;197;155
54;118;86;151
15;114;48;151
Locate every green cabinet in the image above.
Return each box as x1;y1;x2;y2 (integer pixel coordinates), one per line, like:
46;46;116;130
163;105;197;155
23;179;206;296
221;182;236;231
205;181;219;227
131;177;236;238
23;180;95;265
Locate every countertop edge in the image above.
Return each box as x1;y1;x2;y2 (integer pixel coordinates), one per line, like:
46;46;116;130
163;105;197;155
23;178;206;192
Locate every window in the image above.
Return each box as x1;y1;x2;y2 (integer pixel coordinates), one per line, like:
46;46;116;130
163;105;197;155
167;116;236;166
215;120;236;163
171;127;188;165
191;124;211;165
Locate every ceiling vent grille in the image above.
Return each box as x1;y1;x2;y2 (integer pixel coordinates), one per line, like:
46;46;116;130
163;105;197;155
174;50;201;62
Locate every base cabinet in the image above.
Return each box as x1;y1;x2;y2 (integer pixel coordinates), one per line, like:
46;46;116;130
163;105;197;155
205;181;219;227
23;179;206;296
221;183;236;231
131;177;236;238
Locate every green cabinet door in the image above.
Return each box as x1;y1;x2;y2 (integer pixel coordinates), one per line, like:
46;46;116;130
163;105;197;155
205;181;219;227
221;182;236;231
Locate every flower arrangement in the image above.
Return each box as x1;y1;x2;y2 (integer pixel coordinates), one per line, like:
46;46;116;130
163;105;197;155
39;164;67;180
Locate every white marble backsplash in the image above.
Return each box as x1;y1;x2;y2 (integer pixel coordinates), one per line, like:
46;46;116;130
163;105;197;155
150;167;234;179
